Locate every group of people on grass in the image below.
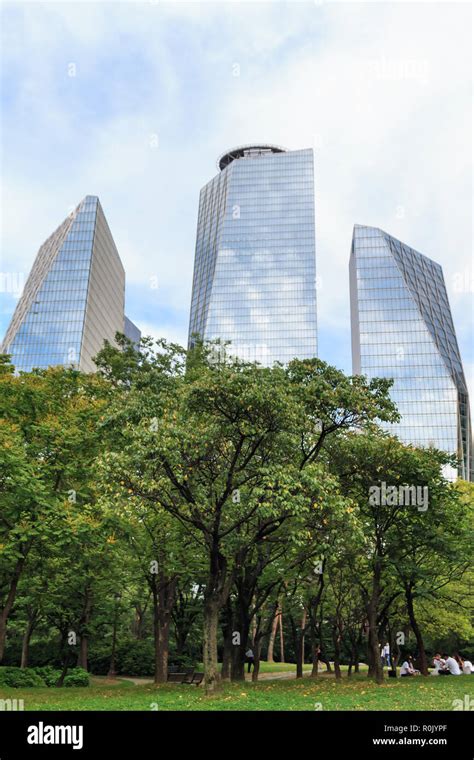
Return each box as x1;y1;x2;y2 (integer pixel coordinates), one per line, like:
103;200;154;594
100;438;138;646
380;643;473;676
431;653;473;676
399;653;473;676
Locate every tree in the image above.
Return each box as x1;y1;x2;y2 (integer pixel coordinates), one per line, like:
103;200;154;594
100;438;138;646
391;476;472;674
328;430;463;682
98;483;200;684
96;340;311;691
0;360;110;664
94;339;400;691
0;418;49;661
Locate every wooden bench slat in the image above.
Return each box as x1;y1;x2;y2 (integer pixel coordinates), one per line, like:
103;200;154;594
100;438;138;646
166;668;203;685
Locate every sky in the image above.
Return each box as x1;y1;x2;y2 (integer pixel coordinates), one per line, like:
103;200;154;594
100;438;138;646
1;0;472;397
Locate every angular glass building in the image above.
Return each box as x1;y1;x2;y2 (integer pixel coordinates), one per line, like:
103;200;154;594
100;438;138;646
188;144;317;365
1;196;140;373
124;316;142;347
350;224;472;481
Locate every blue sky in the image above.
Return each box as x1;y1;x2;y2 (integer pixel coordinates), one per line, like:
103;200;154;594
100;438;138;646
1;1;472;395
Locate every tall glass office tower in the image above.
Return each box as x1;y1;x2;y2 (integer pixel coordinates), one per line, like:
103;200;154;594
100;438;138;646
350;224;472;481
1;196;140;373
188;144;317;365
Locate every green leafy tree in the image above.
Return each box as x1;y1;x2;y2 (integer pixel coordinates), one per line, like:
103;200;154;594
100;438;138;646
0;361;108;663
329;431;462;682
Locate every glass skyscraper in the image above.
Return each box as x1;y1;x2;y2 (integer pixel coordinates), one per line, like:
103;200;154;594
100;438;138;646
188;144;317;365
1;195;140;373
350;224;472;481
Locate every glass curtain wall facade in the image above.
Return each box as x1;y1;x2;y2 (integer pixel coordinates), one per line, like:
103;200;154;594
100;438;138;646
124;316;142;347
1;196;139;373
188;144;317;365
350;224;472;481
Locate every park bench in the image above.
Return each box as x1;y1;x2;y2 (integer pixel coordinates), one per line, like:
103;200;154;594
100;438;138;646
181;668;196;684
166;667;204;686
167;671;186;683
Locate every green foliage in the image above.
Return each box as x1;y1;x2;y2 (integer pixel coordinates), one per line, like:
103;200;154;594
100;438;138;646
113;640;154;677
88;640;196;676
0;665;88;687
2;336;472;691
0;666;46;687
63;667;90;687
0;365;113;663
31;666;62;687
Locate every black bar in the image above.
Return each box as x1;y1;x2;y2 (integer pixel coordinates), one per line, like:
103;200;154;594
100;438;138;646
0;711;471;758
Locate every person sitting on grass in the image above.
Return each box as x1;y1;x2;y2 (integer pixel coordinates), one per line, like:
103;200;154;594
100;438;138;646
400;656;419;677
431;653;445;675
457;655;473;674
439;653;461;675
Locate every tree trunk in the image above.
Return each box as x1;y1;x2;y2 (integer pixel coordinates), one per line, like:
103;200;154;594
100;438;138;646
310;624;321;677
202;546;233;693
295;609;306;679
78;636;88;671
367;599;383;683
55;631;71;687
252;639;262;682
21;615;37;669
21;625;32;669
221;637;232;681
152;576;176;685
108;598;120;678
56;656;70;688
348;640;359;677
364;560;384;684
133;601;148;640
332;624;342;680
279;606;285;662
203;597;220;693
231;611;250;682
229;577;253;682
267;603;280;663
0;555;28;663
220;597;232;681
0;614;7;663
0;616;7;665
315;627;332;673
77;586;92;671
154;615;170;683
349;630;362;677
405;585;428;676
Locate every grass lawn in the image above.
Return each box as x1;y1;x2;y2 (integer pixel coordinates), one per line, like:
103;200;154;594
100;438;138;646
0;673;472;711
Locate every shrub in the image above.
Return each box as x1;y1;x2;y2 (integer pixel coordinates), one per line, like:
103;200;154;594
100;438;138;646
32;666;62;687
0;667;46;688
87;646;112;675
169;653;197;671
0;665;89;688
63;667;90;687
87;640;198;676
118;640;154;676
